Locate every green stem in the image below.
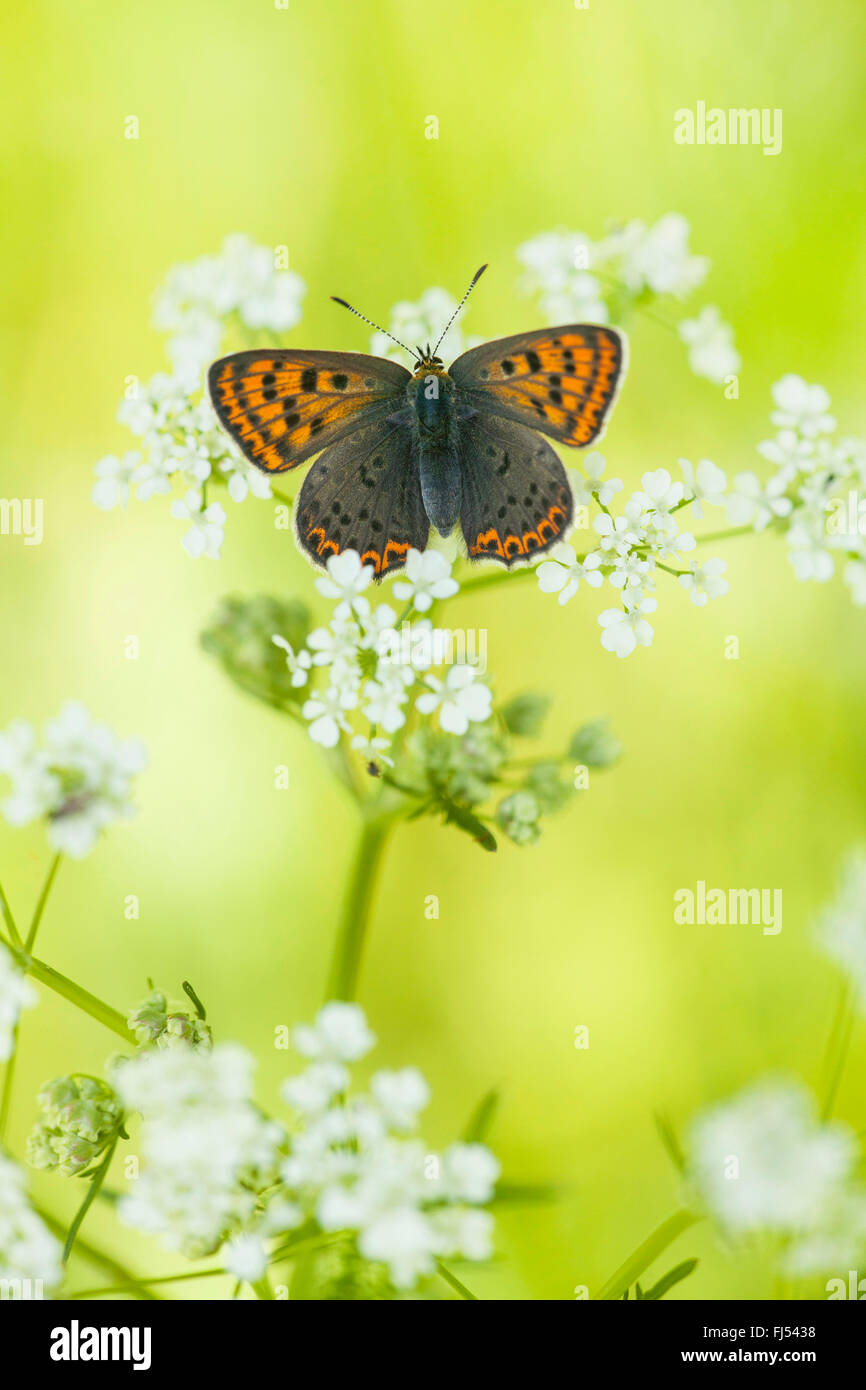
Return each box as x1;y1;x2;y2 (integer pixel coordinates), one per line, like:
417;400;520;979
326;813;395;1001
69;1269;221;1299
457;565;539;596
64;1135;120;1263
594;1208;699;1300
437;1260;479;1300
24;955;133;1042
252;1274;276;1299
695;524;754;544
0;877;22;947
0;1033;20;1141
35;1207;161;1301
25;852;62;953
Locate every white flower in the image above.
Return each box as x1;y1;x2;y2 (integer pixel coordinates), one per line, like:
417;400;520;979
786;517;834;582
115;1044;284;1259
416;665;492;735
271;635;312;687
371;1069;431;1132
815;851;866;1012
568;451;623;508
0;703;146;858
224;1233;268;1283
91;452;141;511
293;1003;376;1063
0;944;37;1063
315;550;374;616
770;374;835;438
638;468;685;517
593;498;647;555
536;543;603;605
357;1205;439;1288
616;213;709;298
678;557;729;606
678;457;727;518
170;490;226;558
361;670;410;734
517;230;608;323
678;306;740;384
282;1062;350;1115
223;459;272;503
302;684;357;748
0;1149;63;1291
757;429;815;477
598;596;657;658
350;733;394;768
726;472;793;531
686;1077;857;1238
392;548;459;612
441;1143;501;1203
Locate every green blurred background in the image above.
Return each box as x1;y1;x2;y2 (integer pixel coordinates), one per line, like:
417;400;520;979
2;0;865;1299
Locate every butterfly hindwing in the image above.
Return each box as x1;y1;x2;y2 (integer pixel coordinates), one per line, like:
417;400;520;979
296;415;428;577
457;412;574;566
208;350;411;473
450;325;625;450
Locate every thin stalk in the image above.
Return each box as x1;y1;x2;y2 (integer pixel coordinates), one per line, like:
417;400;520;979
0;1034;20;1141
437;1260;479;1300
36;1207;161;1301
64;1135;120;1263
326;814;395;1001
0;877;22;947
594;1208;699;1301
24;955;133;1042
25;852;62;953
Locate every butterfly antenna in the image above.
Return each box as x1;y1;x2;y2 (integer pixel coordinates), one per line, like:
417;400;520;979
432;263;488;356
330;295;417;360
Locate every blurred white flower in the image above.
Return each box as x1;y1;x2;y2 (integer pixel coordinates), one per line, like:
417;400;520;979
770;374;835;438
786;516;834;582
614;213;709;298
536;543;603;605
678;457;727;518
0;944;37;1063
685;1077;856;1238
678;557;729;606
726;471;793;531
271;634;312;687
416;665;492;735
170;490;226;558
0;1149;63;1291
678;306;740;384
569;451;623;509
392;548;459;612
91;452;141;511
224;1233;268;1283
815;850;866;1012
371;1069;431;1132
0;702;146;858
293;1003;377;1063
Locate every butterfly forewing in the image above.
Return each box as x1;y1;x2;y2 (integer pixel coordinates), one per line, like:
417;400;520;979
450;325;625;450
208;350;411;473
296;416;428;577
458;413;573;566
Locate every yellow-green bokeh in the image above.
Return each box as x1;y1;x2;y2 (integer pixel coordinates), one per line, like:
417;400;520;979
1;0;865;1299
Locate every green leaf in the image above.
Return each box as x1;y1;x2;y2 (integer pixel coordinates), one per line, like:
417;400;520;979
568;719;622;768
463;1087;501;1142
490;1181;561;1206
200;594;311;711
639;1258;699;1301
500;692;552;737
654;1109;686;1173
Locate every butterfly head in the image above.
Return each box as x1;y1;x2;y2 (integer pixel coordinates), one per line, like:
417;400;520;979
412;344;446;373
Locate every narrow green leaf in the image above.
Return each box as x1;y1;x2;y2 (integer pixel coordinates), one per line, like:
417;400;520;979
462;1087;501;1142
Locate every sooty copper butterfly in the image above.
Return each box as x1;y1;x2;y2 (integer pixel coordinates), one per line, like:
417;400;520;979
208;265;626;577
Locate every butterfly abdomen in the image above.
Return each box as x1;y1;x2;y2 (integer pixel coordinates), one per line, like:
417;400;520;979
409;368;461;536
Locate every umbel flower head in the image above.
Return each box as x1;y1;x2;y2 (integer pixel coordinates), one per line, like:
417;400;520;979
27;1076;123;1177
127;988;213;1052
0;702;146;857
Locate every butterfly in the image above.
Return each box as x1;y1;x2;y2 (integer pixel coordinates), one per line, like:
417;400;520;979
208;265;626;577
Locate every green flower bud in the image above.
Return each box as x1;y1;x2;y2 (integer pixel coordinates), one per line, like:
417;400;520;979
27;1075;122;1176
496;791;542;846
500;692;552;738
568;719;622;768
128;990;212;1052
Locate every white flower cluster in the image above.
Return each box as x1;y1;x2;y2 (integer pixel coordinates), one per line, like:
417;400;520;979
93;237;305;556
273;548;490;754
0;943;37;1062
685;1076;866;1275
0;702;146;857
735;375;866;600
815;849;866;1014
535;453;729;657
0;1149;63;1292
114;1004;500;1293
517;214;740;384
115;1043;285;1260
370;285;481;365
271;1003;499;1290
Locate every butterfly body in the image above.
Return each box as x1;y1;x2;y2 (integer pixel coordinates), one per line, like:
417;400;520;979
209;313;625;578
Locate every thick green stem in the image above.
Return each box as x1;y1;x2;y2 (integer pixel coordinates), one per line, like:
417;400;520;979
594;1208;699;1301
326;814;394;1001
821;981;856;1120
24;955;133;1042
